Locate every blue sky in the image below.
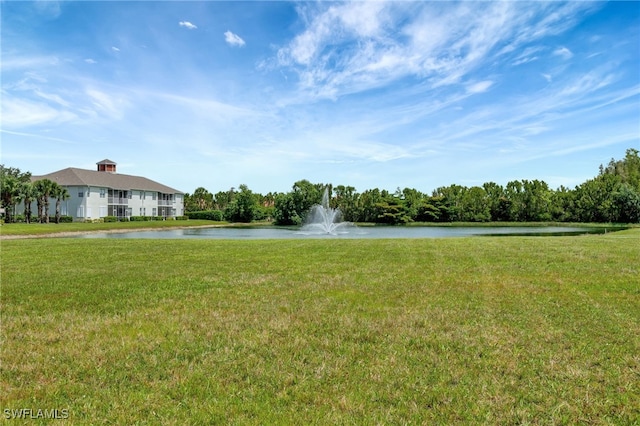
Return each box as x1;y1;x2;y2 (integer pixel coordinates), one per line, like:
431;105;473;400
2;1;639;195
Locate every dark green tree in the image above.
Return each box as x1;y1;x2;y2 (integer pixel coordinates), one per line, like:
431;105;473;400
611;183;640;223
184;187;214;212
1;165;31;223
334;185;360;222
573;173;621;222
224;184;258;223
459;186;490;222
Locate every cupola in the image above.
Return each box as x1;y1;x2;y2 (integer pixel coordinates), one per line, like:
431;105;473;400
97;159;117;173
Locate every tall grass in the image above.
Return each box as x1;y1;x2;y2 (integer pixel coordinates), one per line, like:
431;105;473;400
1;229;638;423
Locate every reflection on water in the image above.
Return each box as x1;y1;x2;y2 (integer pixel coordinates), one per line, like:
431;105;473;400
75;226;612;240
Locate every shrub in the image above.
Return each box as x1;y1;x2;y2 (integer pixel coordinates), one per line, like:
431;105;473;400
8;215;25;223
104;216;118;222
130;216;152;222
58;215;73;223
186;210;224;221
175;216;189;221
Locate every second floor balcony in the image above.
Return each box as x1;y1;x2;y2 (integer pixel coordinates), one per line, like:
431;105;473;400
108;197;129;205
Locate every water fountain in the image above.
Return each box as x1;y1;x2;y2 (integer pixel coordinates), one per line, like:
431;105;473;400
300;187;353;235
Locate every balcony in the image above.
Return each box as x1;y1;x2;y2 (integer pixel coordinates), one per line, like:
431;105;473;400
157;199;174;206
108;197;129;205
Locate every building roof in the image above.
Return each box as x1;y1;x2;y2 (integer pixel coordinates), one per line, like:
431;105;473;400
32;168;183;194
96;159;117;165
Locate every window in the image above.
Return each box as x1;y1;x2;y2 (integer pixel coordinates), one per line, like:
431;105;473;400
152;208;157;216
78;191;84;197
77;206;84;217
152;193;156;200
100;188;106;198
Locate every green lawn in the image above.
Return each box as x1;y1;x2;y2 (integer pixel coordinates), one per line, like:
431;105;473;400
0;219;222;237
1;230;638;424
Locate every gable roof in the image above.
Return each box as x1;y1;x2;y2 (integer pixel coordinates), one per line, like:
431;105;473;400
32;168;183;194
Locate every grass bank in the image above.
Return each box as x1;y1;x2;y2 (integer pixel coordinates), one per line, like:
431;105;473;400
0;220;224;237
1;230;639;423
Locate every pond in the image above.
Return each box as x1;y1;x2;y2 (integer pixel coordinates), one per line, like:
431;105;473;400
75;225;612;239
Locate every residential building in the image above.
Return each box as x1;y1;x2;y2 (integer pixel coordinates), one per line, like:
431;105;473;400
24;159;184;221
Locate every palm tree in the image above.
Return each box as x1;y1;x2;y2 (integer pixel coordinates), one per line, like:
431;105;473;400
1;174;19;223
33;179;55;223
21;181;36;224
53;184;70;223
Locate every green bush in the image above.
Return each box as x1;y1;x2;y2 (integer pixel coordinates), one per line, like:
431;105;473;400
58;215;73;223
175;216;189;221
186;210;224;221
103;216;118;223
130;216;153;222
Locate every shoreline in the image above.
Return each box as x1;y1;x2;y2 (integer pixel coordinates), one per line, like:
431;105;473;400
0;224;225;240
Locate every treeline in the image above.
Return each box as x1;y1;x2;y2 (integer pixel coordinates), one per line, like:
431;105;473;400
184;148;640;225
2;148;639;225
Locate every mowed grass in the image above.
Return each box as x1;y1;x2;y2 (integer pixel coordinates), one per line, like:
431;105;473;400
1;230;639;424
0;220;222;237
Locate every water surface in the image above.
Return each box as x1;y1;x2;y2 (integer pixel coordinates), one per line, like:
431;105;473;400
75;225;609;239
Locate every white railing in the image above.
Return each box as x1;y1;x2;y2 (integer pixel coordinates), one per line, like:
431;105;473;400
108;197;129;205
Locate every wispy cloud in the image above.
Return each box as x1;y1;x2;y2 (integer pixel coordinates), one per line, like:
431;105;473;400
1;95;77;128
511;46;543;66
85;88;130;120
467;80;494;94
553;46;573;59
111;46;120;52
275;2;598;102
179;21;197;30
224;31;245;47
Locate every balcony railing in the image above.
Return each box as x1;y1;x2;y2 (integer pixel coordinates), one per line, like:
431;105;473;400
108;197;129;205
157;199;174;206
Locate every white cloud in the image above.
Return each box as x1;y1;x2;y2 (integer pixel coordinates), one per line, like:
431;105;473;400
553;46;573;59
0;95;76;128
111;46;120;52
179;21;197;30
467;80;494;94
85;58;97;64
224;31;245;47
